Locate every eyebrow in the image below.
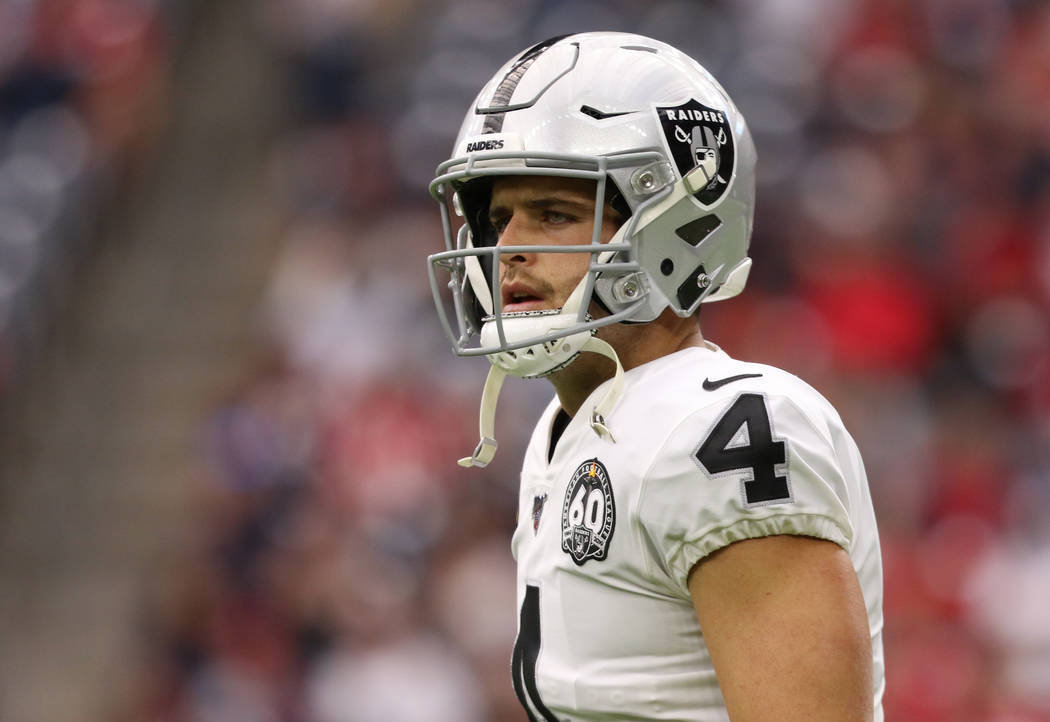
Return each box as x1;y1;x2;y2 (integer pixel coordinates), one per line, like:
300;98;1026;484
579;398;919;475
489;196;596;218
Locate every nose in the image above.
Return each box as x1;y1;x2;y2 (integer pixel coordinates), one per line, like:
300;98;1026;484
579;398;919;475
496;213;535;267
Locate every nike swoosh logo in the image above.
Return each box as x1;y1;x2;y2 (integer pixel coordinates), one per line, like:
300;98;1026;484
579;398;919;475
579;104;636;120
702;373;763;391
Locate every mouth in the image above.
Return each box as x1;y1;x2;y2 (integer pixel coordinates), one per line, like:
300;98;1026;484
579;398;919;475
501;284;547;312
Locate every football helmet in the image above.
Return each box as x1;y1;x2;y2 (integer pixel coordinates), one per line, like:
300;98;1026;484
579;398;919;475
427;32;756;466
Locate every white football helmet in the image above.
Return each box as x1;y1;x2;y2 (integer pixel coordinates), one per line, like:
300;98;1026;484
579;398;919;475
427;32;757;466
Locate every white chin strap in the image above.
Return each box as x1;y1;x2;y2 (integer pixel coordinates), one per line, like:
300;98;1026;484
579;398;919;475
457;336;625;468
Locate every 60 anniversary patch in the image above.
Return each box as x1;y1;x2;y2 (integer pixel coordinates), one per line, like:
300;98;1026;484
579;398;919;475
561;458;616;565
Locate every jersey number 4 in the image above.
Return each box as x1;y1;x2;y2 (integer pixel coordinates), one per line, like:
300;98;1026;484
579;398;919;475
695;393;791;505
512;585;558;721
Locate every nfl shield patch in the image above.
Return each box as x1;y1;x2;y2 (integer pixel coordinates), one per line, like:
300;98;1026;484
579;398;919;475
531;493;548;534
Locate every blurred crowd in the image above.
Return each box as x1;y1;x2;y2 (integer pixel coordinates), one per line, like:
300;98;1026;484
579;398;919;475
0;0;182;389
9;0;1046;720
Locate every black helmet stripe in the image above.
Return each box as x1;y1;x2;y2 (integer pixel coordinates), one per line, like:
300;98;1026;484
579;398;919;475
481;35;571;133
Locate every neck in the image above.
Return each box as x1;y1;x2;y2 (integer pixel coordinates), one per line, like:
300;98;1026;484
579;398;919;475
549;312;704;417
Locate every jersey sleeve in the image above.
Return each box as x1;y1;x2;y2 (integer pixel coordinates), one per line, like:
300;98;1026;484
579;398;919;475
637;386;857;597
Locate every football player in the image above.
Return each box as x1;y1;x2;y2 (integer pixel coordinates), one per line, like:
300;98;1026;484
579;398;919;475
427;32;884;721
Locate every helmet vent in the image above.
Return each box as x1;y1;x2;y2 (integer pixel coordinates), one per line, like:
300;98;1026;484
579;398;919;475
621;45;658;54
675;214;722;247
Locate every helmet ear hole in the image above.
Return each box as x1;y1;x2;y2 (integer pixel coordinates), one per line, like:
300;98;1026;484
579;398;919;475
660;258;674;276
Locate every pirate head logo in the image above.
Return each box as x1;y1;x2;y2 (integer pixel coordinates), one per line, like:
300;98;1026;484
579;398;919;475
656;98;735;206
561;458;616;565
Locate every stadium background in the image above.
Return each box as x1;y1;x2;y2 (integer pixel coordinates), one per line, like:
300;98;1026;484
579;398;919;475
0;0;1048;720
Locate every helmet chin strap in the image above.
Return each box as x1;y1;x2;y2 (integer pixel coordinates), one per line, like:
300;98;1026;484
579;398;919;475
457;335;625;468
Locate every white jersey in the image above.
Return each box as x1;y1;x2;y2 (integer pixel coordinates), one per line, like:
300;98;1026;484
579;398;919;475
510;344;884;721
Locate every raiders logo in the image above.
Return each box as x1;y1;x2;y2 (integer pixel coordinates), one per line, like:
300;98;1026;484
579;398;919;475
561;458;616;565
656;98;735;206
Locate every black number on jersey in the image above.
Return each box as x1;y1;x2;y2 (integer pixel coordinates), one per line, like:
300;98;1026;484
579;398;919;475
695;393;791;505
512;585;558;721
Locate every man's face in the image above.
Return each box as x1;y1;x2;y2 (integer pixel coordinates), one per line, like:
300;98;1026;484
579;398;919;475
488;176;624;314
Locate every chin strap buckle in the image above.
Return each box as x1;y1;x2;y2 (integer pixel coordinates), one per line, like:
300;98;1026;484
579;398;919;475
457;364;508;468
589;411;614;442
458;436;498;468
581;336;624;443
